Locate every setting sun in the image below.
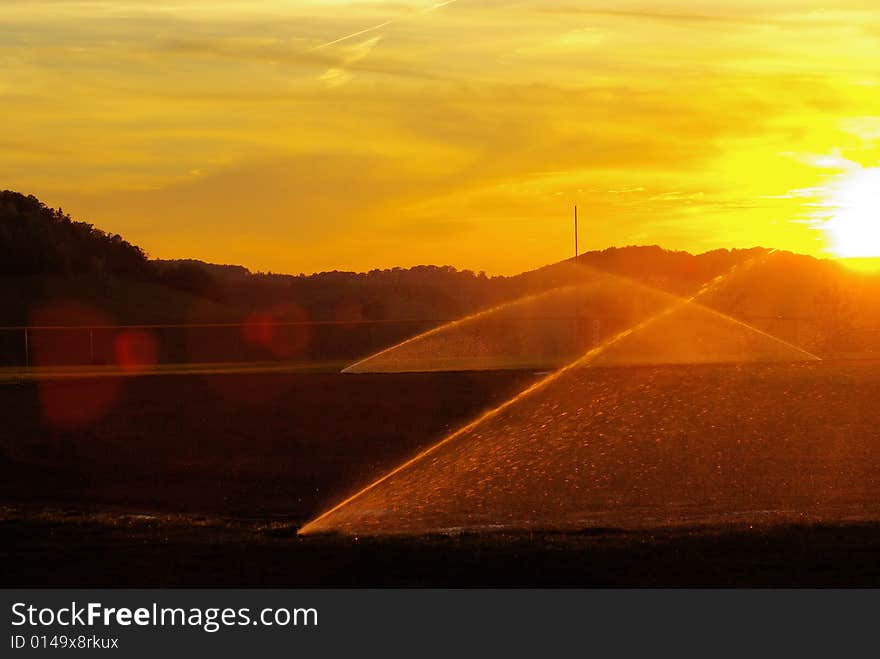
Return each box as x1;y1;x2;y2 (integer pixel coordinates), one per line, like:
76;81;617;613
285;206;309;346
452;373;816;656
824;166;880;259
4;1;880;274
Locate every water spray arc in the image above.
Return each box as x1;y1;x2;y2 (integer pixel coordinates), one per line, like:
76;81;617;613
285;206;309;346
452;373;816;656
341;285;586;373
299;251;819;534
341;251;819;374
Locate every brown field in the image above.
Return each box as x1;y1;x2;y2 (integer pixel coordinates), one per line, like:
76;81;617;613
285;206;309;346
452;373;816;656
3;361;880;586
0;370;537;520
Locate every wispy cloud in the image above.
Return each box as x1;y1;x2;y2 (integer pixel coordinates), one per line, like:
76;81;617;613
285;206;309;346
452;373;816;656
5;0;880;272
308;0;458;51
304;0;458;85
536;6;760;25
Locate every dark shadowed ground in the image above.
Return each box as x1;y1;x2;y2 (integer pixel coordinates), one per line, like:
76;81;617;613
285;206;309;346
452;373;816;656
4;508;880;587
0;370;537;521
3;363;880;586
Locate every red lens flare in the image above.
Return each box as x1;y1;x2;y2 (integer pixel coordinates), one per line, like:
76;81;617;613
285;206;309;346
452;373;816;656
242;311;276;348
242;304;311;359
28;299;122;429
114;329;159;374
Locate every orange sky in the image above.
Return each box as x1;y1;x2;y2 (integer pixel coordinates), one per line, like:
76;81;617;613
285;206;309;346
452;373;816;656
3;1;880;274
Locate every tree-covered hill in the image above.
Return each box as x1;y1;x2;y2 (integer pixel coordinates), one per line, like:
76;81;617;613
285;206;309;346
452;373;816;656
4;189;874;360
0;191;152;279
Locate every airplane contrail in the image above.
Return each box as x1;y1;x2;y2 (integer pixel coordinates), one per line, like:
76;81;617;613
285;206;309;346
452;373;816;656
308;21;395;51
307;0;458;52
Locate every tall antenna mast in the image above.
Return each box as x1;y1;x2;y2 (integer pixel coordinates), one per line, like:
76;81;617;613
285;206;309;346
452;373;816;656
574;204;579;264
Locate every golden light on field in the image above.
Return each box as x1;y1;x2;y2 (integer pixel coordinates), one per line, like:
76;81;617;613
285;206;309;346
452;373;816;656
3;1;880;273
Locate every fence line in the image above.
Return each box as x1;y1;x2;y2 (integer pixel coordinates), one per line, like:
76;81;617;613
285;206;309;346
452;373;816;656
0;319;437;332
0;315;640;332
0;316;619;369
2;315;877;369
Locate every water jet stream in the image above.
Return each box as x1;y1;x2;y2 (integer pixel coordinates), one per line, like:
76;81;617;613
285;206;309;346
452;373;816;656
341;285;585;373
342;251;818;374
300;251;817;535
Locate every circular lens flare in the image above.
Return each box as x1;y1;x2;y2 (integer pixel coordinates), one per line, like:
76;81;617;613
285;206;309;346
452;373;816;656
28;299;123;428
114;329;159;373
242;305;311;359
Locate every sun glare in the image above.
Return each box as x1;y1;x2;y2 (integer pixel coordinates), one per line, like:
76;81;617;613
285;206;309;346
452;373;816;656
823;166;880;261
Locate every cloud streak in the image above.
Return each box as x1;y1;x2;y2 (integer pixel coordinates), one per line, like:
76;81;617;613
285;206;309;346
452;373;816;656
5;0;880;272
308;0;458;51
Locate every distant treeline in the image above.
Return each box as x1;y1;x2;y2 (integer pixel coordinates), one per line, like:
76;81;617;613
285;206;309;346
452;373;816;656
5;189;872;361
152;247;771;326
0;190;768;327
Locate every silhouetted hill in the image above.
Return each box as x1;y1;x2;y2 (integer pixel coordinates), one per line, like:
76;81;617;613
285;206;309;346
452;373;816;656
4;189;880;363
0;191;151;279
0;190;769;326
0;191;235;326
510;245;768;298
163;247;769;325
